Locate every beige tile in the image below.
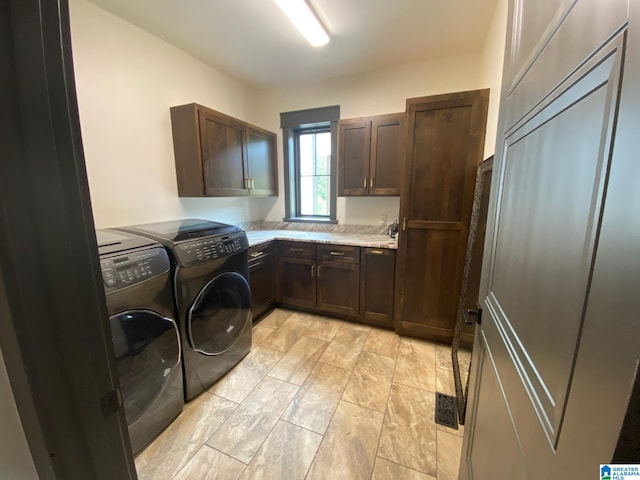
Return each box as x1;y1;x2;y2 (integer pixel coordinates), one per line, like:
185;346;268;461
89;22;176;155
252;325;275;346
306;401;384;480
257;308;293;329
261;315;315;353
437;430;463;480
268;336;328;385
282;362;351;434
377;383;437;476
319;339;363;370
372;457;436;480
172;446;245;480
436;367;456;397
435;343;453;369
207;376;299;464
332;322;370;347
437;422;464;437
209;346;284;403
303;316;343;342
342;351;395;412
239;421;321;480
393;338;436;392
135;393;238;480
363;328;400;358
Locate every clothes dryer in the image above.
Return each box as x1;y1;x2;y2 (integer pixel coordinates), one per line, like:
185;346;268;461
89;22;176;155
117;219;252;401
96;229;183;454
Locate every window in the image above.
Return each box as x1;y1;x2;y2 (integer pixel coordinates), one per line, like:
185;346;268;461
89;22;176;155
297;128;331;217
280;106;340;222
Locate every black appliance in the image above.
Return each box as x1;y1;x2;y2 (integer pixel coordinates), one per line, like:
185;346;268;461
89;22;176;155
117;219;252;401
96;229;183;454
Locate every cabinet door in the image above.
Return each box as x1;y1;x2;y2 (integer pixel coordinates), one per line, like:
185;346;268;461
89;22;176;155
277;257;316;308
360;248;395;328
395;90;488;343
248;245;275;321
198;109;248;196
369;114;404;196
338;120;370;196
245;126;278;196
317;261;360;316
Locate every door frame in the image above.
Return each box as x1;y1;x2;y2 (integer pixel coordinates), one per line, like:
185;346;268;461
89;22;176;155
1;0;136;478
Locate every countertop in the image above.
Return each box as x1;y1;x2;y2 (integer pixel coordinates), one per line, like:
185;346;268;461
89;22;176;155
245;229;398;249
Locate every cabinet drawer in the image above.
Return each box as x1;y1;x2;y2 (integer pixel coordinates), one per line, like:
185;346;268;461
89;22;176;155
248;243;273;266
318;244;359;264
276;241;316;259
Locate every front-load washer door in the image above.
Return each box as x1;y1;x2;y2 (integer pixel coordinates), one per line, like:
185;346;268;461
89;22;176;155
187;272;251;355
109;310;181;425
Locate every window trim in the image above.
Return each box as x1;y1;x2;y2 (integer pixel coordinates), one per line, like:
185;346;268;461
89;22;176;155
280;106;340;223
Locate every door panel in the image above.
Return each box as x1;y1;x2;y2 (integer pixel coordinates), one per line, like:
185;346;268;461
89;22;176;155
504;0;627;133
468;335;529;480
338;120;370;195
199;110;247;196
245;126;277;196
408;106;473;222
317;261;359;316
370;114;404;196
461;1;632;478
488;45;622;445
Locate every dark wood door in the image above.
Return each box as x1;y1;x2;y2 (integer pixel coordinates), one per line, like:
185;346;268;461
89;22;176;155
248;244;275;321
198;109;248;196
461;1;639;478
338;119;370;195
369;113;404;196
360;248;395;328
317;261;360;316
395;89;489;343
245;125;277;196
277;257;316;308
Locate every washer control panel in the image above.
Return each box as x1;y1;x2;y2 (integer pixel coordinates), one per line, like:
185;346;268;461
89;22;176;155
175;231;248;266
100;247;170;291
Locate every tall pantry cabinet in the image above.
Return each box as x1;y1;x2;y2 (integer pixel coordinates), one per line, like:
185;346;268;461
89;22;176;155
395;90;489;343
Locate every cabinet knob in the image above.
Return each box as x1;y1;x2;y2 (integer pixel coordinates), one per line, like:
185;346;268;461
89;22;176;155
311;265;315;277
329;251;345;256
364;177;367;189
370;177;374;189
317;265;321;277
370;249;384;255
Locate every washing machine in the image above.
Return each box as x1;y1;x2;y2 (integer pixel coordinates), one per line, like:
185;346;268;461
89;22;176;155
117;219;252;401
96;229;183;454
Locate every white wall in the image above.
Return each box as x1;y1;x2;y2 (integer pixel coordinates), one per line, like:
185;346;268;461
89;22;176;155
71;0;506;228
479;0;509;159
251;54;485;224
70;0;267;228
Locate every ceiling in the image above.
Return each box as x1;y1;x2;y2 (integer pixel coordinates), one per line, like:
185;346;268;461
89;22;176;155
87;0;499;89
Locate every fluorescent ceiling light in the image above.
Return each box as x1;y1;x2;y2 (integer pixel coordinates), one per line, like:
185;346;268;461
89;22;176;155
275;0;329;47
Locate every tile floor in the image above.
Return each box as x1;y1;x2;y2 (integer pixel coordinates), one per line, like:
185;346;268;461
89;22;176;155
135;309;464;480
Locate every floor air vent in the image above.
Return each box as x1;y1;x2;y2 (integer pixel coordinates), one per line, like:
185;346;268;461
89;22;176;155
435;392;458;429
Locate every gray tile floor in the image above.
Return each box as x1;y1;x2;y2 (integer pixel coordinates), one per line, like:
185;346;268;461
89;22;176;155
135;309;464;480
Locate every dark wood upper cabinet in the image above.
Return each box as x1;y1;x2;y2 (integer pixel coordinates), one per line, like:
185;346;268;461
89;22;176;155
170;103;277;197
338;113;405;196
395;90;489;343
245;125;278;196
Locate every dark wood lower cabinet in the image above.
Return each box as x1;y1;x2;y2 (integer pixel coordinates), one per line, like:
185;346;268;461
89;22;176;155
360;248;395;328
317;260;360;316
248;243;275;321
263;241;394;329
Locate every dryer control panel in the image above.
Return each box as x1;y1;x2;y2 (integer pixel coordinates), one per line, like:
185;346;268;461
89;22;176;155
174;231;248;267
100;247;170;292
